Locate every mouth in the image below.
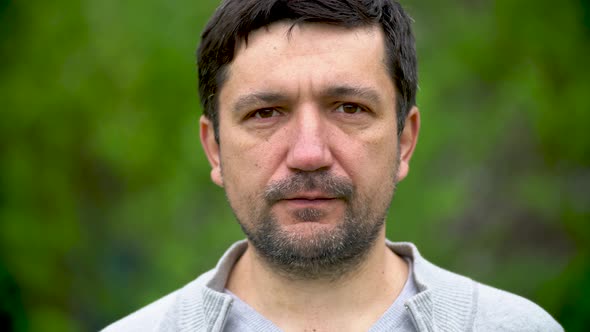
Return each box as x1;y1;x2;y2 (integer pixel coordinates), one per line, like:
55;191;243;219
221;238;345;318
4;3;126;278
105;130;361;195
272;192;347;223
285;197;336;204
279;192;341;208
283;191;338;201
264;172;354;205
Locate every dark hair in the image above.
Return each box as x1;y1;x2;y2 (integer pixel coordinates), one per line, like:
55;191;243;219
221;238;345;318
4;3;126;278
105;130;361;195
197;0;417;141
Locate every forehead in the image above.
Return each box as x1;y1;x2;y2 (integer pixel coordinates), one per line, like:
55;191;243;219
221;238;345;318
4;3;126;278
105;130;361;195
219;21;394;105
239;21;382;56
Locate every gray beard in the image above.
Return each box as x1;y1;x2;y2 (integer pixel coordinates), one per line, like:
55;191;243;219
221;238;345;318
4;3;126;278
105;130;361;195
236;171;393;281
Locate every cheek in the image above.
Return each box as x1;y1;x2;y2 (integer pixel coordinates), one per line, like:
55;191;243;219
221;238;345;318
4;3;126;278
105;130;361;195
344;121;397;159
219;138;278;198
340;128;398;191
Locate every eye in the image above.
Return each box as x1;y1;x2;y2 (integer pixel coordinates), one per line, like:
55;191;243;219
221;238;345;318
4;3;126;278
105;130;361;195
335;103;365;114
250;108;282;119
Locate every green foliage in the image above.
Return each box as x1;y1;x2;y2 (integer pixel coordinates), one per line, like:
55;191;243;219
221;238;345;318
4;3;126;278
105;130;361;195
0;0;588;330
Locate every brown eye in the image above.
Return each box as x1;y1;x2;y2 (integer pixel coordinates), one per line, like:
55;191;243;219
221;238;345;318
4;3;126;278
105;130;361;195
253;108;281;119
336;103;363;114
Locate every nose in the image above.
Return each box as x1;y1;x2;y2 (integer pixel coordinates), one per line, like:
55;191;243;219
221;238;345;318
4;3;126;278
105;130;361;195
286;106;334;172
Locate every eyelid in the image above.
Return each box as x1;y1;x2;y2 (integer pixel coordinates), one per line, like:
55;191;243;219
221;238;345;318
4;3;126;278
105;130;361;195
246;107;283;120
334;102;371;114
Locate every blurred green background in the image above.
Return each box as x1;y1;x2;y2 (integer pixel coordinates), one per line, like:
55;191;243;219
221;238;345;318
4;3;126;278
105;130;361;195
1;0;589;330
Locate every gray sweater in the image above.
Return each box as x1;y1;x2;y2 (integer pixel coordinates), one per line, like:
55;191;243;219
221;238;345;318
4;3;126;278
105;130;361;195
103;240;563;331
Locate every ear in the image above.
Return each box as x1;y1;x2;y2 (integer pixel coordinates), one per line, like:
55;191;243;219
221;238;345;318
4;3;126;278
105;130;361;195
395;106;420;182
199;115;223;187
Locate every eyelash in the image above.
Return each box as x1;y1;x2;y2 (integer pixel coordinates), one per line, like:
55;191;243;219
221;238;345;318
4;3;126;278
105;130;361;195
335;103;368;114
247;108;282;119
245;102;370;120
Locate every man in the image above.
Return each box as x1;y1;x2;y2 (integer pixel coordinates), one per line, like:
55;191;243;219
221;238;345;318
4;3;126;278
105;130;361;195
104;0;563;331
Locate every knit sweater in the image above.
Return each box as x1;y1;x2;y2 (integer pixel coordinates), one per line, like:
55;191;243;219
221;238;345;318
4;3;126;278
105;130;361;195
103;240;563;331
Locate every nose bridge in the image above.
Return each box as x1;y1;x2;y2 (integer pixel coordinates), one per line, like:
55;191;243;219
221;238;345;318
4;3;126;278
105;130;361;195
296;104;324;144
287;104;332;171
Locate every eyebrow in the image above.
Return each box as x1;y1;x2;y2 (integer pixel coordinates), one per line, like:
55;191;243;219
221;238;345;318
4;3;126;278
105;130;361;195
232;92;289;113
321;85;382;105
231;85;382;113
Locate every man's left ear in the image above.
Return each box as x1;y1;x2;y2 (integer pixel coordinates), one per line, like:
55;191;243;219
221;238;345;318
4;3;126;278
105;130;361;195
395;106;420;182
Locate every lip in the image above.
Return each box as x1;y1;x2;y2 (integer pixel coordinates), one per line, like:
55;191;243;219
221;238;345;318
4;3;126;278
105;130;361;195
282;191;338;201
284;198;337;203
279;193;340;207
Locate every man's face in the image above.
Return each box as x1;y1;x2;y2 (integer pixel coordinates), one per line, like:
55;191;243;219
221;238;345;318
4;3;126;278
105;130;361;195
201;22;418;278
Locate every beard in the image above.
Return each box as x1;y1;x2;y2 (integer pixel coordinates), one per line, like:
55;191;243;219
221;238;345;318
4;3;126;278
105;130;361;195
233;170;396;281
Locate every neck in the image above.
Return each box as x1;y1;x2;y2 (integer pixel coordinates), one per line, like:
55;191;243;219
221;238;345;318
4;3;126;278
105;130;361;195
226;231;409;332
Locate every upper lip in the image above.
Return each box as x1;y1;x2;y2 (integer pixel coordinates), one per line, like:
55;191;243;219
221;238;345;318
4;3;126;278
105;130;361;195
283;192;337;200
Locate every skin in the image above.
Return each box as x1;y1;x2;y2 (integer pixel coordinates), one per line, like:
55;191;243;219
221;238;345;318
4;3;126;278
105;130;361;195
200;22;420;332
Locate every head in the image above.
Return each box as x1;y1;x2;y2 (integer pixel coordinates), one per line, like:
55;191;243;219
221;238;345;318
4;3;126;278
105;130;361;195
197;0;417;142
198;1;420;280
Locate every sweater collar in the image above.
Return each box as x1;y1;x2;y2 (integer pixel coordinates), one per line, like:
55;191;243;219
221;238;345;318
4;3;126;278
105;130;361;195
169;240;476;332
388;241;477;331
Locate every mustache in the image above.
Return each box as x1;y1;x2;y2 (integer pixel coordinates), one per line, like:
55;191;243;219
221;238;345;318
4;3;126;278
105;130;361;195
264;171;354;203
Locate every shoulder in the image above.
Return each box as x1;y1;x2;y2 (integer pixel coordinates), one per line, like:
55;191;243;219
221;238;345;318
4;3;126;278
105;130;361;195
388;241;563;331
101;240;247;331
101;270;216;332
101;291;179;332
473;282;563;332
